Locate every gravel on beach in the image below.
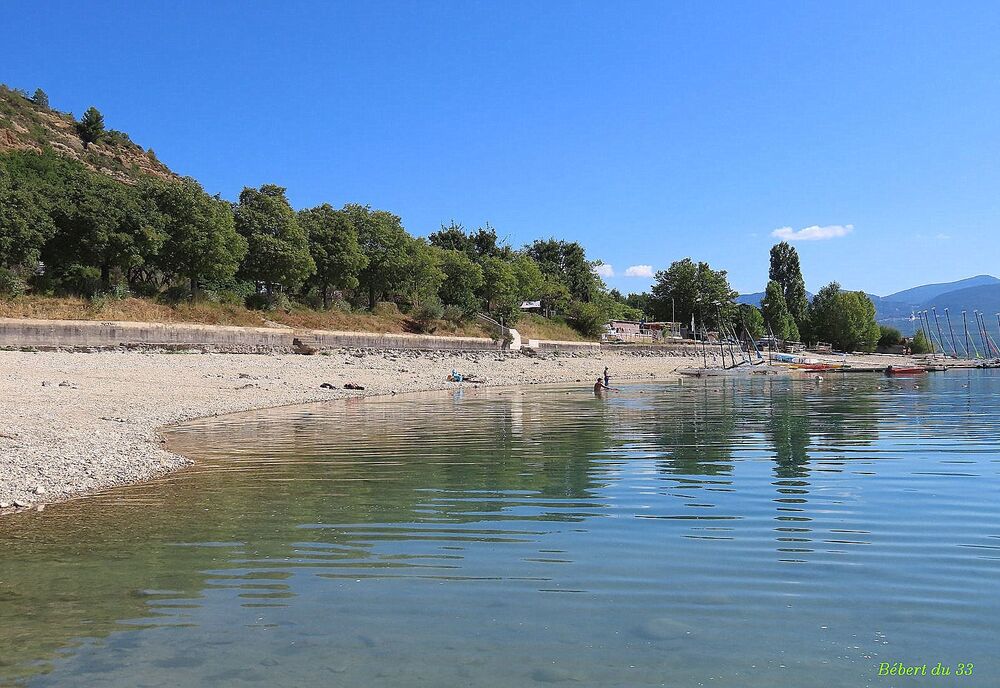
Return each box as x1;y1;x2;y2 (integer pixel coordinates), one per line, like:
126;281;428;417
0;347;714;513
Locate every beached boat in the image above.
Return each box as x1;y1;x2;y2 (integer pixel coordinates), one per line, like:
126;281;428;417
885;365;927;376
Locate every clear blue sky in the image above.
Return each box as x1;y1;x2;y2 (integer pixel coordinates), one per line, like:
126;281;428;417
5;1;1000;296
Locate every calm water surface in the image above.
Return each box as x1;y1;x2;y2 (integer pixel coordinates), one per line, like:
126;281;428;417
2;372;1000;687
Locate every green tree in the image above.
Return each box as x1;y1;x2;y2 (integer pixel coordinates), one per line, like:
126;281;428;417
738;303;766;340
0;165;55;268
807;282;880;352
298;204;368;308
42;167;164;288
650;258;737;330
511;254;545;302
878;325;903;349
436;248;484;315
525;238;599;302
234;185;315;293
146;178;247;296
401;238;445;306
344;204;412;308
625;292;653;318
77;107;105;149
768;241;808;325
834;291;881;352
427;221;473;255
761;280;799;341
806;282;841;345
32;88;49;109
911;329;932;354
479;256;521;322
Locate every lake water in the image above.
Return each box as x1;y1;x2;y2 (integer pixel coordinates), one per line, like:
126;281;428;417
2;372;999;687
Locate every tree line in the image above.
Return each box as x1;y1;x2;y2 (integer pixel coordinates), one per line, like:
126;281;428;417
0;144;643;334
0;90;883;346
631;241;883;352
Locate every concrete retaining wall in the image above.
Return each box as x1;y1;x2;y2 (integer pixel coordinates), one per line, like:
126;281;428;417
0;318;292;351
0;318;502;353
528;339;602;353
304;329;499;351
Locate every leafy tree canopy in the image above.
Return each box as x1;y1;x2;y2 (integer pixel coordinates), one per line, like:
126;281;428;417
234;184;315;292
769;241;808;325
649;258;737;330
298;204;368;307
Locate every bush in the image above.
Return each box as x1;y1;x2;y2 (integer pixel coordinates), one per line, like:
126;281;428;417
878;325;903;349
161;285;192;303
329;296;353;313
411;296;444;333
372;301;400;317
567;300;607;339
245;291;291;312
442;305;466;326
0;268;28;297
54;265;102;297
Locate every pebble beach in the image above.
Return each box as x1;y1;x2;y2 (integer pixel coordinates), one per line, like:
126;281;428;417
0;347;715;514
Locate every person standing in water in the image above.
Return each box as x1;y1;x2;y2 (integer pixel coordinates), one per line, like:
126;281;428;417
595;377;611;395
603;366;610;387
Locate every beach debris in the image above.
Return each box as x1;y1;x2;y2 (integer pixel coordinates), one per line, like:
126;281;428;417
238;373;258;380
344;383;365;390
99;416;128;423
12;499;31;508
33;485;45;495
41;380;51;387
58;380;77;388
237;383;258;390
36;504;45;512
320;382;336;389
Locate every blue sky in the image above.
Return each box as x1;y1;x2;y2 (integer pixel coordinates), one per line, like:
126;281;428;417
4;1;1000;296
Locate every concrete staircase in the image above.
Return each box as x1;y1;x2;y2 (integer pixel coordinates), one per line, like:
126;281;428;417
291;332;320;355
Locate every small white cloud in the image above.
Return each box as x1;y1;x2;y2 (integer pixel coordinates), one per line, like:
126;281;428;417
624;264;654;278
771;224;854;241
593;263;614;278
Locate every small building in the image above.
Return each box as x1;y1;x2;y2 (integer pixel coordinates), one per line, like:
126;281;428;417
603;320;681;343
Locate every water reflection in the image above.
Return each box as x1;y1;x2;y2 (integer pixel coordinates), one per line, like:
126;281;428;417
1;373;999;687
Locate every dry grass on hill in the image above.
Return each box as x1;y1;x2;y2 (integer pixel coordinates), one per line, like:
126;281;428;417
0;296;493;338
514;313;589;341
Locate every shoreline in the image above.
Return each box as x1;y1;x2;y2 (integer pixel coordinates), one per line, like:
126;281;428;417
1;347;715;516
0;347;924;517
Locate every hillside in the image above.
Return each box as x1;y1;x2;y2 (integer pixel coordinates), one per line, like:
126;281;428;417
0;85;177;185
884;274;1000;305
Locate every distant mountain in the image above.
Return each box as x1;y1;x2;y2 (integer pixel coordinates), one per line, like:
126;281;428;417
884;275;1000;306
735;292;765;307
736;291;814;308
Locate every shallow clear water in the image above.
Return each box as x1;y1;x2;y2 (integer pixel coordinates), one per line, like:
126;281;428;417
2;372;1000;687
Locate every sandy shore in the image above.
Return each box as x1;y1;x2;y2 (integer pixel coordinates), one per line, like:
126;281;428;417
0;347;717;513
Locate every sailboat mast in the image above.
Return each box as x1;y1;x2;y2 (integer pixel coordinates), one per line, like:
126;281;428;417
963;311;978;359
945;308;965;357
932;308;948;357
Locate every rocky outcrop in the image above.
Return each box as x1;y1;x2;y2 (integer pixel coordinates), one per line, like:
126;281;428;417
0;85;178;184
